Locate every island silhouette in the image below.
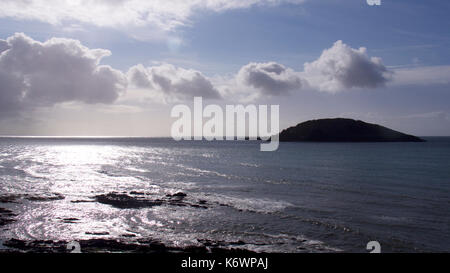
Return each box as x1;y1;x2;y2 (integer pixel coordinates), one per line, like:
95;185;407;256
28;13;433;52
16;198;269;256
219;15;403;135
277;118;424;142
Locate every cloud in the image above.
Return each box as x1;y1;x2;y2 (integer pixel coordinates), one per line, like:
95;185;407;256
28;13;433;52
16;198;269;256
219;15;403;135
127;63;221;102
0;33;126;116
236;62;303;96
303;40;391;93
218;41;389;100
0;40;9;53
219;41;388;100
0;34;404;120
0;0;305;31
390;65;450;86
339;111;450;136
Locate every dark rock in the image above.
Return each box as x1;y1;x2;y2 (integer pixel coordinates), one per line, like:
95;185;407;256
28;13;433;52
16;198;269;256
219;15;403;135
277;118;425;142
1;238;257;254
95;192;163;209
166;192;187;198
121;234;136;238
86;231;110;236
0;208;15;215
230;240;246;246
168;201;187;207
0;207;17;226
210;247;254;254
190;204;208;209
25;193;65;202
0;195;21;203
2;239;68;253
183;245;208;254
62;217;80;223
94;191;208;210
198;239;246;247
1;193;65;203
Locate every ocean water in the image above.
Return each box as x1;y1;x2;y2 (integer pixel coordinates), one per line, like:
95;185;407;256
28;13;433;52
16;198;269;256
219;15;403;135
0;137;449;252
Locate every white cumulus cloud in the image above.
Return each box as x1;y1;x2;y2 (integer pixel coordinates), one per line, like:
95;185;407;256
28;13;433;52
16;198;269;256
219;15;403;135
303;40;391;93
236;62;303;95
0;34;398;120
127;63;221;102
0;33;126;116
219;41;389;100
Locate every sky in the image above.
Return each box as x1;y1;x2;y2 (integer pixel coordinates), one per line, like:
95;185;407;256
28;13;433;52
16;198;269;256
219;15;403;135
0;0;449;136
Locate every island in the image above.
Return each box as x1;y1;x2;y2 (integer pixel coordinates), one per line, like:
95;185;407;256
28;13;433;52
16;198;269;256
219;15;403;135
277;118;425;142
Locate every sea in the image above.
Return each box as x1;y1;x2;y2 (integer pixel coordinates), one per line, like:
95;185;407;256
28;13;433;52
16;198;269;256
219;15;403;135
0;137;449;252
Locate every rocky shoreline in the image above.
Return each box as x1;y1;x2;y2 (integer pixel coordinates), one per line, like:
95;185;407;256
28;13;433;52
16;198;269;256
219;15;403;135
1;238;255;253
0;190;209;226
0;190;258;253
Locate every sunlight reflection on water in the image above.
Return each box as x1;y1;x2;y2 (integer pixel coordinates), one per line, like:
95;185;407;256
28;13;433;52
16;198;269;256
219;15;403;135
1;138;448;252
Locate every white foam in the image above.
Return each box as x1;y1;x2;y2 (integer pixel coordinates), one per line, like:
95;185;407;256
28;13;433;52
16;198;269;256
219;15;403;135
204;193;292;214
240;163;260;168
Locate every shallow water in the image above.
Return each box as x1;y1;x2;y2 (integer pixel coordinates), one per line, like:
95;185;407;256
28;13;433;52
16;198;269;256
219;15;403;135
0;137;449;252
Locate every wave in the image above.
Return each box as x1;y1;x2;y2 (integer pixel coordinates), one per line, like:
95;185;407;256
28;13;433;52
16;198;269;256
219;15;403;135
239;163;260;168
199;193;292;214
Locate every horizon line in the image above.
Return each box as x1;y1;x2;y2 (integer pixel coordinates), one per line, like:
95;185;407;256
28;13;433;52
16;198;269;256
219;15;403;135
0;135;449;138
0;135;269;138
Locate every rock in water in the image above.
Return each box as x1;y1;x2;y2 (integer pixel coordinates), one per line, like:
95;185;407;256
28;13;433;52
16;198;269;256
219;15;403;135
278;118;424;142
